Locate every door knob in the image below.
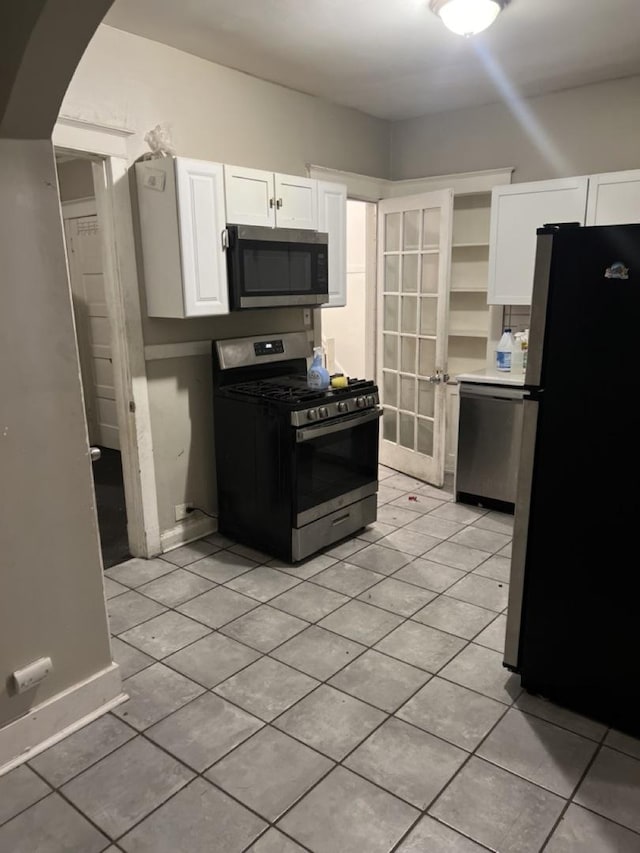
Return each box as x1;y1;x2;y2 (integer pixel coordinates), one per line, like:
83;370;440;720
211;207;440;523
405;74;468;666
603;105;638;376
90;447;101;462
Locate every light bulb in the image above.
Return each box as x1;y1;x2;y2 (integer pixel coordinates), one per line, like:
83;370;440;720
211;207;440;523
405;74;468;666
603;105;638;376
437;0;502;36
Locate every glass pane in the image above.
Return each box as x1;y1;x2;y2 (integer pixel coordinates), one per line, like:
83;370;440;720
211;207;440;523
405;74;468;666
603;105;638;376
384;255;400;292
421;254;439;293
384;295;399;332
402;254;418;292
401;296;417;334
420;297;438;336
383;371;397;407
419;338;436;376
383;409;397;442
423;208;441;248
399;413;415;449
403;210;420;250
418;418;434;456
385;212;401;251
400;375;415;411
418;380;435;417
383;334;398;370
401;336;416;374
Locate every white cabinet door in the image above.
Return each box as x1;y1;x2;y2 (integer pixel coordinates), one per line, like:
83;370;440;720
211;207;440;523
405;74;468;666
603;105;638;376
176;158;229;316
274;174;318;230
317;180;347;308
488;177;589;305
586;170;640;225
445;383;460;475
224;164;275;227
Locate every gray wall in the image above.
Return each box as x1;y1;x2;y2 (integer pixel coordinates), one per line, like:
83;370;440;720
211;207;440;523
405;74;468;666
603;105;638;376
0;142;112;725
391;75;640;183
61;25;391;539
57;157;95;201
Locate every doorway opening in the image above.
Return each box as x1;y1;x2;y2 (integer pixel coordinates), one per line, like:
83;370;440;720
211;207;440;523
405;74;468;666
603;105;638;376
56;152;129;568
321;199;376;381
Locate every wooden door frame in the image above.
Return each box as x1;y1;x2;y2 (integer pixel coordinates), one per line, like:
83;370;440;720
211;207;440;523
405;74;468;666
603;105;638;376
61;201;99;444
54;117;161;558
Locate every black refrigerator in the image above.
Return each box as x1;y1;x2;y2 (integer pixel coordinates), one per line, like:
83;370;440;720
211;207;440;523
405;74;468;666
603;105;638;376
504;223;640;736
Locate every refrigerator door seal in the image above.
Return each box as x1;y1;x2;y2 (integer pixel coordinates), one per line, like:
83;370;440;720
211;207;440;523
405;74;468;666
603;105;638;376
525;232;554;388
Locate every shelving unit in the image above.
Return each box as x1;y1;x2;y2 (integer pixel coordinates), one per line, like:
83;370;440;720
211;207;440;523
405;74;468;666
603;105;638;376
446;192;493;473
448;193;491;375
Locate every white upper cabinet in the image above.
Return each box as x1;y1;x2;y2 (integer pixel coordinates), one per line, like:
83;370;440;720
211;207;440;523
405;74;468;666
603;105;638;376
135;157;229;318
274;174;317;229
586;169;640;225
223;165;275;227
317;180;347;308
224;165;317;230
488;177;589;305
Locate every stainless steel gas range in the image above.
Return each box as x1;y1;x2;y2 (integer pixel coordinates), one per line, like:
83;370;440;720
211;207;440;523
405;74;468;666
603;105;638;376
212;332;381;562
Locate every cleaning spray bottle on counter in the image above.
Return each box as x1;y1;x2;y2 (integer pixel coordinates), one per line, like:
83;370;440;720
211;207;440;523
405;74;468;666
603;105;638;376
307;346;330;390
496;328;515;372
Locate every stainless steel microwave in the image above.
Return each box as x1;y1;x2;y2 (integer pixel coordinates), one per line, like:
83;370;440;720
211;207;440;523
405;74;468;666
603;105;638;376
225;224;329;310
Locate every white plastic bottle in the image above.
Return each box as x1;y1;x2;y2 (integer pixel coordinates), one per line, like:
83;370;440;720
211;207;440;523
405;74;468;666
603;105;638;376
512;332;525;374
496;328;515;372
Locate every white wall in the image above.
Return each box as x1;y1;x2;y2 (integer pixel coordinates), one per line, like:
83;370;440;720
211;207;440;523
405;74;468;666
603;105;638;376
61;26;391;541
0;140;112;727
391;75;640;183
321;200;368;378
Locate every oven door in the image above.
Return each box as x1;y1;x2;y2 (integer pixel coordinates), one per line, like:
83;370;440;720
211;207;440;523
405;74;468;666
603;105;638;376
227;225;329;310
293;409;381;526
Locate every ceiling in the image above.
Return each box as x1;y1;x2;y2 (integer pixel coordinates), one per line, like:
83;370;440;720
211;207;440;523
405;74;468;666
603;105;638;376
105;0;640;120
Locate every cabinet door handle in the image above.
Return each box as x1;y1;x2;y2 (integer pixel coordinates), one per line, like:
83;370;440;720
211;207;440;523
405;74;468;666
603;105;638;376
269;198;275;208
276;198;283;209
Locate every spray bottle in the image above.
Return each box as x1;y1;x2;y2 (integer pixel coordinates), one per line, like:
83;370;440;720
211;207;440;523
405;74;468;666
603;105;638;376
307;346;330;390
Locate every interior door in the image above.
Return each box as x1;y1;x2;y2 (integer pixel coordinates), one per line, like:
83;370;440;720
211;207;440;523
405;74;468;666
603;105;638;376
377;190;453;486
65;214;119;449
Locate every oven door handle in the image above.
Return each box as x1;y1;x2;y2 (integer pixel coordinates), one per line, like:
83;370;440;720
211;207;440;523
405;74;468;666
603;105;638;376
295;408;382;443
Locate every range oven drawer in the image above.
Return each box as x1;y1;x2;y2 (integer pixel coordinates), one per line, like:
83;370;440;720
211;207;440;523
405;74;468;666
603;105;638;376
292;495;376;562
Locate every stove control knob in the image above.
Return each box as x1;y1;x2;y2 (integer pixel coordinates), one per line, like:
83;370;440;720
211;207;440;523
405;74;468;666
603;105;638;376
307;409;318;421
319;407;328;418
356;396;366;408
337;401;348;413
366;395;375;406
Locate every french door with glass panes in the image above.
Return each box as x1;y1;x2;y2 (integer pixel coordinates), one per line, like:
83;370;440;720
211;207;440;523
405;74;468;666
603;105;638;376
377;190;453;485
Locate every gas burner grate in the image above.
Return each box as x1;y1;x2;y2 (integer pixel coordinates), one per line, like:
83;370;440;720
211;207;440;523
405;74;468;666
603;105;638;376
228;376;375;405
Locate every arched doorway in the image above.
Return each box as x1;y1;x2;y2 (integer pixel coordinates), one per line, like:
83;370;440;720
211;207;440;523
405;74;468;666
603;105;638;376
0;1;122;771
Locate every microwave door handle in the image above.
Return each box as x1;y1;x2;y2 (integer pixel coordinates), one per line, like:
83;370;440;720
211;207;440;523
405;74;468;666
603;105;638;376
296;409;381;443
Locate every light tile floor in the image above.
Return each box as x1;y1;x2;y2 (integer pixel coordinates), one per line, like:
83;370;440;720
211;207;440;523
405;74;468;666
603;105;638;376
3;465;640;852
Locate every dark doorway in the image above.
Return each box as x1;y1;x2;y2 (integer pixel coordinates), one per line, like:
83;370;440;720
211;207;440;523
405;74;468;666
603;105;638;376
93;447;130;568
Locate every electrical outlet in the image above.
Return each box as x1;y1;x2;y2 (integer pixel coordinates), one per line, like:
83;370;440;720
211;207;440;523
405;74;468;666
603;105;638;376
303;308;312;327
175;503;190;522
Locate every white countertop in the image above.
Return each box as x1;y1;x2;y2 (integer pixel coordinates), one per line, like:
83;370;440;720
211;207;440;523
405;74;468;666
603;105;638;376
455;366;526;387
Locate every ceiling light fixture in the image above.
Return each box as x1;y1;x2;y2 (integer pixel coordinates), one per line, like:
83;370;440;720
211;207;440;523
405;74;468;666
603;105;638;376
430;0;510;37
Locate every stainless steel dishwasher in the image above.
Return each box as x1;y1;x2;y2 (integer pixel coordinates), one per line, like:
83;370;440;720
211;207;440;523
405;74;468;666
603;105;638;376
455;383;528;510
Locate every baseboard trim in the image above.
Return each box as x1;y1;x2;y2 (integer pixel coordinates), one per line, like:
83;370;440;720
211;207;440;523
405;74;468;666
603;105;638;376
0;663;125;776
161;512;217;553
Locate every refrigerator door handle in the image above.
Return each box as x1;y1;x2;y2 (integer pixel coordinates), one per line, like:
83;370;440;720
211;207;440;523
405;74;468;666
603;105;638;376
504;397;539;671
